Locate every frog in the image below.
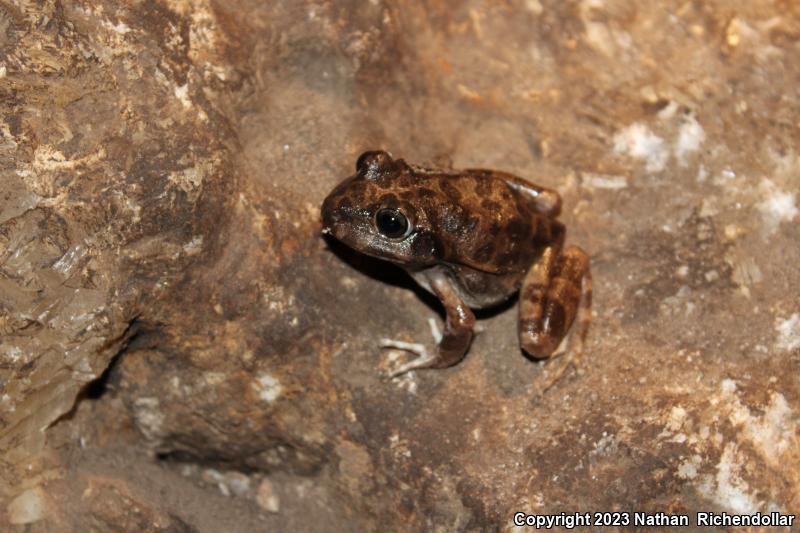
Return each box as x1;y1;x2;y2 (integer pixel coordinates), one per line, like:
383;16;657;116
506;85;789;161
321;150;592;379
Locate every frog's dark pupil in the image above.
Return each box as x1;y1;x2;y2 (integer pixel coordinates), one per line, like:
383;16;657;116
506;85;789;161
375;208;409;238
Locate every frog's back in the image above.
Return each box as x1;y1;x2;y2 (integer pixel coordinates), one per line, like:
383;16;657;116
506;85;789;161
406;168;561;275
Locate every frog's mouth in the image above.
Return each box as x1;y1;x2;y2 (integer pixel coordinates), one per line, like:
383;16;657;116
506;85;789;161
320;200;369;242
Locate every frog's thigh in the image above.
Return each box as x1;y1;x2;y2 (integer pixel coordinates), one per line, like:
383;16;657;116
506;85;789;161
504;177;562;217
518;246;590;358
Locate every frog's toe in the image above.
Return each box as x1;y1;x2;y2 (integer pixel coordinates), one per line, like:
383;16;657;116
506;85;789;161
380;339;437;377
389;353;437;378
427;317;442;344
533;338;584;393
380;338;427;354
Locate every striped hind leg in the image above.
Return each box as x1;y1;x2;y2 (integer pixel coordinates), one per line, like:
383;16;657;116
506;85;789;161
518;245;592;388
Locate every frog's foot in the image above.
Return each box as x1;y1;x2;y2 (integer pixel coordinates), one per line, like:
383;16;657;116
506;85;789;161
380;317;443;378
533;321;590;392
380;339;437;377
536;345;578;393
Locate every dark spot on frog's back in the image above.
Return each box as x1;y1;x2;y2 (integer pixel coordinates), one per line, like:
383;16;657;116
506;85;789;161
418;187;437;199
378;193;399;206
396;174;413;188
507;219;528;239
347;181;366;202
439;178;461;201
497;247;520;266
475;241;495;263
481;199;501;211
399;190;417;201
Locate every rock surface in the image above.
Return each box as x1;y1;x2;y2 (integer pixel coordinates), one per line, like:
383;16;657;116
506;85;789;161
1;0;799;531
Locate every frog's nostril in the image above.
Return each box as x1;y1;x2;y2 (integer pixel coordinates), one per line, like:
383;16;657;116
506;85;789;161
321;202;340;231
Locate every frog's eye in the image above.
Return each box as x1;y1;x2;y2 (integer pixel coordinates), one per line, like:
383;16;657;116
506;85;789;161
375;208;412;239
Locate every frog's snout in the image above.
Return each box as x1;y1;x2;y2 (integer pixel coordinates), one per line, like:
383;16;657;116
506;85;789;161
320;196;338;231
321;195;349;241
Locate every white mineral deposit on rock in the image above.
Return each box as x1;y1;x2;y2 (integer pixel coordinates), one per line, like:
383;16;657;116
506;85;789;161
757;179;798;233
720;378;737;394
613;123;669;173
174;84;192;109
132;397;165;441
580;173;628;189
7;488;46;525
676;455;701;480
253;373;282;402
707;443;759;514
775;313;800;353
674;115;706;165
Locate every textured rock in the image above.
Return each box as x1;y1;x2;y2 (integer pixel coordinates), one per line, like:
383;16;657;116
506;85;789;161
1;0;799;531
0;0;237;493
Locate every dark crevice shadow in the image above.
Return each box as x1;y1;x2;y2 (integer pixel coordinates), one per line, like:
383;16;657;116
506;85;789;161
323;235;443;314
322;235;518;320
83;317;159;400
155;443;327;477
82;347;124;400
48;318;145;427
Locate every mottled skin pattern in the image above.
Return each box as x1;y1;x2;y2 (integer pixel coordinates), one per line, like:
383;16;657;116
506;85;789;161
321;151;592;378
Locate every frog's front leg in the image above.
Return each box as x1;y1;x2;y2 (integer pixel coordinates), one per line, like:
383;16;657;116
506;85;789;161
381;272;475;377
518;245;592;364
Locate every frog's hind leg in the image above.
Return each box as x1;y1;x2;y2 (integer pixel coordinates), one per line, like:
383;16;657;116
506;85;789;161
518;245;592;389
503;175;562;217
380;273;475;378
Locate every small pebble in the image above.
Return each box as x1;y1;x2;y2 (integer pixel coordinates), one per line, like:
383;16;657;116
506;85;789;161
256;479;280;513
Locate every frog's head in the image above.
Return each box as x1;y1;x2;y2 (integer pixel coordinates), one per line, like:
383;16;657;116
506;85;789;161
321;150;442;266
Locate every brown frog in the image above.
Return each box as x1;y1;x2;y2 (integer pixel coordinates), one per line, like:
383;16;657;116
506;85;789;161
321;150;592;378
